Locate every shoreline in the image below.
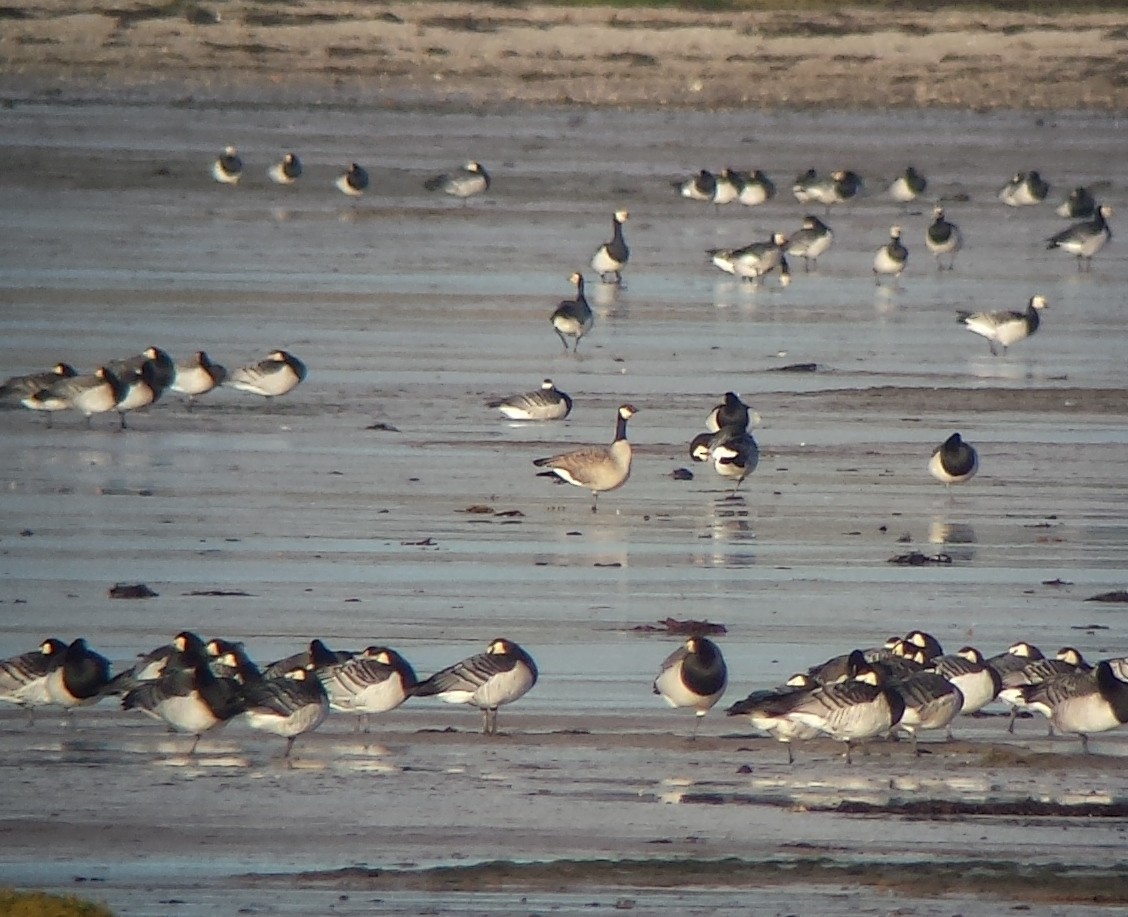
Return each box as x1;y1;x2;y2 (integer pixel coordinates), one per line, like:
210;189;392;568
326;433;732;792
2;2;1127;111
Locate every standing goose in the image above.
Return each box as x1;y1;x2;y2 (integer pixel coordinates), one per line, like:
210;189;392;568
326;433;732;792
1019;660;1128;754
239;666;330;762
726;673;822;763
268;152;302;185
888;668;964;751
489;379;573;421
929;432;978;487
787;214;833;272
925;206;962;270
887;166;927;204
225;349;307;398
0;638;68;722
590;210;630;285
675;169;717;202
23;366;127;426
336;162;369;197
986;641;1046;684
115;360;167;430
736;169;776;207
0;363;78;407
107;346;175;391
695;426;759;494
411;638;538;735
44;638;112;714
754;651;906;764
653;636;728;738
212;145;242;184
873;226;908;283
122;651;245;755
705;391;758;433
315;646;418;732
998;170;1049;207
533;403;637;512
709;232;788;284
1046;204;1112;271
1056;186;1096;219
957;294;1047;356
550;272;594;353
929;647;1002;716
424;160;490;200
170;350;227;410
997;647;1091;734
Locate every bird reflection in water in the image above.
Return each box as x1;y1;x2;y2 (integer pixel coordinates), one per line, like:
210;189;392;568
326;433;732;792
929;519;978;562
694;494;756;568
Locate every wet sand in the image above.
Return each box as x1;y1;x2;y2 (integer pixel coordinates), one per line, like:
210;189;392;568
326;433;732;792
1;53;1128;917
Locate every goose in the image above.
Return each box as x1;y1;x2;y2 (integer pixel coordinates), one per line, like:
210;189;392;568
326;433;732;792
489;379;573;421
998;647;1091;735
708;232;788;283
929;432;978;487
170;350;227;409
900;630;945;662
957;294;1047;356
115;360;167;430
652;636;728;737
806;637;919;686
1056;186;1096;220
108;346;175;391
212;145;242;184
697;426;759;494
675;169;717;202
791;168;823;204
268;152;302;185
1046;204;1112;270
726;673;821;763
549;272;594;353
410;637;538;735
755;651;906;764
0;363;78;407
424;160;490;200
261;638;351;680
1019;660;1128;754
225;349;307;398
889;668;964;751
239;667;330;761
887;166;927;204
23;366;127;425
705;391;755;433
787;215;833;271
998;170;1049;207
44;638;112;713
925;206;962;270
122;652;245;755
533;403;637;512
735;169;776;207
929;647;1002;716
873;226;908;282
0;638;68;722
590;210;630;285
711;168;742;207
336;162;369;197
986;641;1045;684
104;630;210;696
315;646;419;732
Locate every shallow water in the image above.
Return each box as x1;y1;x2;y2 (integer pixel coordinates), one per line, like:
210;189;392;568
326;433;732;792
1;102;1127;914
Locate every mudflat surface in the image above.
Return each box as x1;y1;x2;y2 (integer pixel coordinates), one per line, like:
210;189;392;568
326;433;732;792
1;93;1127;915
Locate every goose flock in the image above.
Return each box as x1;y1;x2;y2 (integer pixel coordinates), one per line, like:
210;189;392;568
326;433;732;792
0;633;538;760
1;348;307;427
4;626;1127;762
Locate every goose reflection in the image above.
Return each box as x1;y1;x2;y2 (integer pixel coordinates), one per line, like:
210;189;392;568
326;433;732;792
694;494;756;568
929;519;977;562
591;281;628;321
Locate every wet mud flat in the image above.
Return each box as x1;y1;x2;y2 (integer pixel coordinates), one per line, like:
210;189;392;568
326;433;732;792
1;98;1128;916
